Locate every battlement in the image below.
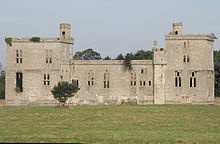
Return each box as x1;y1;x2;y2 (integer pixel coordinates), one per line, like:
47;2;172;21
71;60;153;65
165;34;216;41
9;37;74;44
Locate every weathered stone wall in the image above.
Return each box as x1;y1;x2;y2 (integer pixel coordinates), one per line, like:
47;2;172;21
5;22;216;105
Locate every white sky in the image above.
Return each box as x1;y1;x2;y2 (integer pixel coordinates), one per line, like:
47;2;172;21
0;0;220;68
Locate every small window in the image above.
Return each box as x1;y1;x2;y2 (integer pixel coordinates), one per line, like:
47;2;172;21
130;81;133;86
49;58;52;63
88;81;90;86
16;73;23;92
62;31;65;35
46;58;48;63
175;31;178;35
16;58;19;63
177;72;179;76
183;55;186;62
187;55;190;62
140;81;142;86
149;81;151;86
61;75;63;80
143;81;146;86
91;81;94;86
20;58;22;63
192;72;194;77
141;69;144;74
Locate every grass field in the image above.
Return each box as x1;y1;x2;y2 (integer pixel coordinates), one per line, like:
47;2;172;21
0;105;220;143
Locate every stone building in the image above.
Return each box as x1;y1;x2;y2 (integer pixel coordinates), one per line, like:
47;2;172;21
5;22;216;105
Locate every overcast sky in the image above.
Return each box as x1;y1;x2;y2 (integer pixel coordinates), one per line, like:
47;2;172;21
0;0;220;68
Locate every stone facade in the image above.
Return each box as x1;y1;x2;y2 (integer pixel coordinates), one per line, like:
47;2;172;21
5;22;216;105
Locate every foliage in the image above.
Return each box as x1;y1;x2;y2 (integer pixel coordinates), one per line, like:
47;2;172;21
123;53;133;70
214;50;220;96
5;38;12;46
29;37;40;42
103;56;111;60
73;48;102;60
115;53;124;60
0;70;5;99
51;81;79;106
0;105;220;143
122;50;153;70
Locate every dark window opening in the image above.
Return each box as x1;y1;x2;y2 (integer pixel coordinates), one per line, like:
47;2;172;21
107;81;109;88
77;80;79;86
190;77;192;87
134;81;136;86
149;81;151;86
183;55;186;62
49;58;52;63
16;73;23;92
140;81;142;86
192;72;194;77
179;77;181;87
20;58;22;63
16;58;19;63
62;31;65;35
187;55;190;62
16;50;19;57
143;81;146;86
46;58;48;63
47;81;50;85
130;81;133;86
104;81;106;88
175;31;178;35
61;75;63;80
88;81;90;86
175;77;178;87
92;81;94;85
141;69;144;74
44;81;46;85
177;72;179;76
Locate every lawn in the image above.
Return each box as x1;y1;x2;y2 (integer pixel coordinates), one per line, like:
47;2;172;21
0;105;219;143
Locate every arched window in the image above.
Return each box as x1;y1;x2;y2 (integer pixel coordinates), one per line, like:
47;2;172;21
175;31;178;35
175;71;181;87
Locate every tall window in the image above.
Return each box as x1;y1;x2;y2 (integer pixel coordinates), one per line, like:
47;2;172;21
72;79;79;87
104;70;110;88
130;72;136;86
183;55;189;63
175;71;181;87
43;74;50;86
46;49;52;64
88;71;94;86
190;72;196;87
16;50;22;64
16;72;23;92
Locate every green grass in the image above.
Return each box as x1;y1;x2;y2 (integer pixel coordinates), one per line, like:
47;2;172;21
0;105;220;143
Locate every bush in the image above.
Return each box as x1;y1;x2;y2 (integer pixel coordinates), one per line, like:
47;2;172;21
30;37;40;42
51;81;80;106
5;38;12;46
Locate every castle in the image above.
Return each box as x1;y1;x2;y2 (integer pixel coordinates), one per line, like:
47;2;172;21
5;22;216;105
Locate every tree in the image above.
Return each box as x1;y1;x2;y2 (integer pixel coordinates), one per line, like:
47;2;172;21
73;48;102;60
51;81;80;106
115;53;124;60
214;50;220;97
103;56;111;60
0;62;5;99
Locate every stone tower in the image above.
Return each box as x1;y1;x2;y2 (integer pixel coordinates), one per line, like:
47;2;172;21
153;41;167;104
165;22;216;104
60;24;71;40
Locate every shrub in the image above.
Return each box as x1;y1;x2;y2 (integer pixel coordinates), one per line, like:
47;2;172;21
30;37;40;42
5;38;12;46
51;81;80;106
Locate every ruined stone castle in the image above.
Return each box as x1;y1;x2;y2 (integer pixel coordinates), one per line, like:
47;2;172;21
5;22;216;105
